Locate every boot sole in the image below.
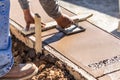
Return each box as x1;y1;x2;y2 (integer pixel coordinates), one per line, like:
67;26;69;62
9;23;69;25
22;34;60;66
1;64;38;80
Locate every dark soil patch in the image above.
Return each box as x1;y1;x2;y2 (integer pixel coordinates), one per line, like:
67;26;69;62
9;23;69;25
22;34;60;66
12;35;75;80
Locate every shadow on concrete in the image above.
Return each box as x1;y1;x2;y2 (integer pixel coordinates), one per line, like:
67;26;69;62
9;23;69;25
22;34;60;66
111;29;120;38
62;0;119;18
43;32;65;46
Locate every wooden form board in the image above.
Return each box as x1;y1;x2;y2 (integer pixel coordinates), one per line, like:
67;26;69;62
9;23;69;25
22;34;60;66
10;0;120;79
98;70;120;80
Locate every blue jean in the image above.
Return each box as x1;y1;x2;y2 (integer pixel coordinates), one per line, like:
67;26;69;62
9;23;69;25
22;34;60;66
0;0;14;77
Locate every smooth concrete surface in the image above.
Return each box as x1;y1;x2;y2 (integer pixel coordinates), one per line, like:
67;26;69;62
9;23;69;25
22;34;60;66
42;21;120;78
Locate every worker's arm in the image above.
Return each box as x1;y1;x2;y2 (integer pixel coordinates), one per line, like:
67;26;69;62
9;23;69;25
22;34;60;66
40;0;73;28
40;0;62;19
18;0;62;18
18;0;29;9
18;0;73;29
18;0;34;31
18;0;62;20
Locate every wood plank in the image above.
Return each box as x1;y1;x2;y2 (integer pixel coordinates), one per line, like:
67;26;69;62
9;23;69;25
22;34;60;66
34;14;42;53
10;24;35;48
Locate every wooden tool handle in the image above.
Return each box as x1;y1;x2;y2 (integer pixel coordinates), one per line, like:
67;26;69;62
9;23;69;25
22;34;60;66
34;13;42;54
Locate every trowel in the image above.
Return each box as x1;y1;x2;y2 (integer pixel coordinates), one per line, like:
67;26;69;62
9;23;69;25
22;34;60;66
56;23;86;35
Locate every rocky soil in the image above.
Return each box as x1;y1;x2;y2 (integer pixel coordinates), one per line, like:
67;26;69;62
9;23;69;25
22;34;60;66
12;35;75;80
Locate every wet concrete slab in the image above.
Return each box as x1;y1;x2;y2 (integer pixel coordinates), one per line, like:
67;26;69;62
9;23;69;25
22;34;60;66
42;21;120;78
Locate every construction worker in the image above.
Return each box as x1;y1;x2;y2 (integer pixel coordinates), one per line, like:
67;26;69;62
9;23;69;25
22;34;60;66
0;0;73;79
18;0;73;31
0;0;38;79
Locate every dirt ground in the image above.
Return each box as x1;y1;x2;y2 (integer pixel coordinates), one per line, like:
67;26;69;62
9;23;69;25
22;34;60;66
11;35;75;80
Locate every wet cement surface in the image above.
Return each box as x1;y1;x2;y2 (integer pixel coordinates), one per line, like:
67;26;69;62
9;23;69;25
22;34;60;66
42;21;120;78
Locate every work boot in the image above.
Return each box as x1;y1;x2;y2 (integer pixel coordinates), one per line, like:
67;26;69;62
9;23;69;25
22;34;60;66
0;63;38;80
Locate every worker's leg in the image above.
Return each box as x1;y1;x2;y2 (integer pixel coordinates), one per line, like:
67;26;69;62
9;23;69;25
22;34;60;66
0;0;14;77
0;0;38;79
39;0;73;28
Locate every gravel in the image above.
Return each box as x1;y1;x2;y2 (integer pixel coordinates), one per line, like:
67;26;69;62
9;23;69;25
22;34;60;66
11;35;75;80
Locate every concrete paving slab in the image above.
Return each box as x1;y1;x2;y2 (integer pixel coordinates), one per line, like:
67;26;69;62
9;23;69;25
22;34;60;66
42;21;120;78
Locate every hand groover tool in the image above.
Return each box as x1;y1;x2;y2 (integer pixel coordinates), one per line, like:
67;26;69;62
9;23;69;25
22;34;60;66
56;23;86;35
